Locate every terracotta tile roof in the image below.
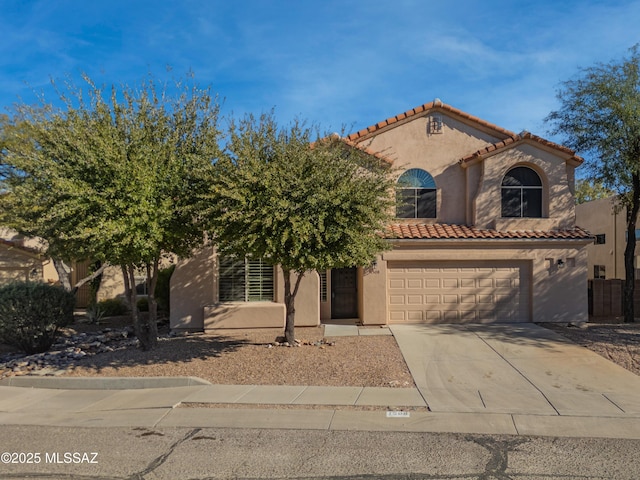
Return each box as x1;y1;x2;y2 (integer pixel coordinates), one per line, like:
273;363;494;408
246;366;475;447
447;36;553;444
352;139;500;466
312;135;395;165
459;131;583;165
385;223;593;240
346;99;516;142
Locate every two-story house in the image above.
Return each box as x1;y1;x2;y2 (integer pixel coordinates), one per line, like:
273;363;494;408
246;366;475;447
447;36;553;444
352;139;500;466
575;196;640;281
170;100;592;331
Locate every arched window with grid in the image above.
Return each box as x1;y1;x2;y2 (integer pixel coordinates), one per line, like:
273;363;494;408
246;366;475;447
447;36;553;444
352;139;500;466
501;166;543;218
396;168;437;218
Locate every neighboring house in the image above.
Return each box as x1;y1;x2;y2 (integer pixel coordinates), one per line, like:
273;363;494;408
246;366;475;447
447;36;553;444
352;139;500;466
575;196;640;280
0;228;125;306
170;100;592;331
0;229;58;285
0;238;45;284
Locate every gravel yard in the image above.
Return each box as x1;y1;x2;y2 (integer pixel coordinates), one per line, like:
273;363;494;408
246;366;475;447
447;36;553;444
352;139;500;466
63;322;416;388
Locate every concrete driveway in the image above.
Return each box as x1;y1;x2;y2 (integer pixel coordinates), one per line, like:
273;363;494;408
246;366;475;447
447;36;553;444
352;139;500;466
390;323;640;418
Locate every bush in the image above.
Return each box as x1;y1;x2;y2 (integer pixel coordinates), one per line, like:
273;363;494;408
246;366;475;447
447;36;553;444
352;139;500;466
0;281;75;354
136;297;149;312
154;264;175;313
96;298;128;317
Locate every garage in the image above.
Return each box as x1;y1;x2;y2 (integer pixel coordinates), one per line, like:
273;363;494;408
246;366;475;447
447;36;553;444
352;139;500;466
387;260;531;323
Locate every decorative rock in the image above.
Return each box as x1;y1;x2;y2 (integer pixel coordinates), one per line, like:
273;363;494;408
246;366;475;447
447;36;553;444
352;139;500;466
0;321;156;380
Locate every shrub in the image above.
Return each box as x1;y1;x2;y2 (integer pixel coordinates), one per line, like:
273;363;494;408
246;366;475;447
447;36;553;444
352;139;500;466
96;298;128;317
136;297;149;312
0;281;75;354
154;265;175;313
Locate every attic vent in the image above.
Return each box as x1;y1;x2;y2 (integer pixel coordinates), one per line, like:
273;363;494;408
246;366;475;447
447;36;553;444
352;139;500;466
427;114;443;135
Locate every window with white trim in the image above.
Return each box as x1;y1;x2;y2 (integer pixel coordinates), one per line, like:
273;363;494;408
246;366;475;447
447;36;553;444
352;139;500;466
396;168;437;218
219;256;274;302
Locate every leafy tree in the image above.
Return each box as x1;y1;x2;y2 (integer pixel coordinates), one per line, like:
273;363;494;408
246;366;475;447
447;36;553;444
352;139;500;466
574;178;614;204
207;113;395;343
546;45;640;322
0;74;221;349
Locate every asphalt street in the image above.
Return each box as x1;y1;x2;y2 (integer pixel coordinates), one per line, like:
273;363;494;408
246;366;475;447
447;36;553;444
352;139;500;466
2;425;640;479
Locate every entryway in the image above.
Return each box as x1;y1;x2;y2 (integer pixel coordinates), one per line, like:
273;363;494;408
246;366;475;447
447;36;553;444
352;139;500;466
330;267;358;319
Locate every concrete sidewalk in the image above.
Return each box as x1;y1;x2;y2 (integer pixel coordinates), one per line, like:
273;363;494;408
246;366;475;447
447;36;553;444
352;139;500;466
0;323;639;439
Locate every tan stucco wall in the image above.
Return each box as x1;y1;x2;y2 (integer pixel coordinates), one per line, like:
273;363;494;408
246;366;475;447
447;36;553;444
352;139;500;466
275;269;320;327
576;196;632;280
473;143;576;231
358;112;504;224
170;248;320;331
360;256;388;325
0;245;42;284
170;246;215;330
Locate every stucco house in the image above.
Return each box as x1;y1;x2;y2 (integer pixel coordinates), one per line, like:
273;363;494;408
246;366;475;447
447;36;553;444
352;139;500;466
170;100;592;331
575;196;640;280
0;237;46;284
0;228;126;306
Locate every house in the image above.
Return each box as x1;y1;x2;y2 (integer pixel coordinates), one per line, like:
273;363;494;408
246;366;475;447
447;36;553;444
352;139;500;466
0;238;46;284
0;228;126;307
0;229;57;285
575;196;640;280
170;100;592;330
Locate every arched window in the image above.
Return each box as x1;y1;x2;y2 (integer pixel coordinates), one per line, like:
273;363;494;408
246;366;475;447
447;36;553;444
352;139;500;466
501;166;543;218
396;168;437;218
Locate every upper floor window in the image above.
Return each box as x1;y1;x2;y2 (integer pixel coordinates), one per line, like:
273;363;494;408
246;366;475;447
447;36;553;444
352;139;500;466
396;168;437;218
501;166;543;218
595;234;606;245
219;256;274;302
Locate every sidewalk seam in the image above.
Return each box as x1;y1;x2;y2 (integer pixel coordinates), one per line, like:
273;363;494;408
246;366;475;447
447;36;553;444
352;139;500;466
510;414;520;435
153;407;173;428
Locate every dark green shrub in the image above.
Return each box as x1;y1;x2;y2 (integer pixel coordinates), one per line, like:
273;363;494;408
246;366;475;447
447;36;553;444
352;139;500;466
136;297;149;312
96;298;128;317
154;265;175;313
0;281;75;354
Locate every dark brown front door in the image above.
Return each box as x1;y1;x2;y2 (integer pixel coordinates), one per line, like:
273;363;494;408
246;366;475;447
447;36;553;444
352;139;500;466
331;268;358;318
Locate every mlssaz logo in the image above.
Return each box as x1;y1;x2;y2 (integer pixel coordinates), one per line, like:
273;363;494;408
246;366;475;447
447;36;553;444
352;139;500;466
45;452;99;464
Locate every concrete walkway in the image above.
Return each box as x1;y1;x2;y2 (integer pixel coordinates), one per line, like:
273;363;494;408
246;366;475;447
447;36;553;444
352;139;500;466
1;323;640;439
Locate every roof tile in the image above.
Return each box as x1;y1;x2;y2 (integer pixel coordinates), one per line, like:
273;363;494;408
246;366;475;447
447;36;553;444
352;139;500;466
385;223;592;240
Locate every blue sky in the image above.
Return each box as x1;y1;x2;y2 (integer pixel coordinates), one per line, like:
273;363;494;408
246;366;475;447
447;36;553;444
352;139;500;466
1;0;639;141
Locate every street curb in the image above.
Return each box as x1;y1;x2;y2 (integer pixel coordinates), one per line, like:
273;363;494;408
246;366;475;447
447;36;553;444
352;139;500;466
0;376;211;389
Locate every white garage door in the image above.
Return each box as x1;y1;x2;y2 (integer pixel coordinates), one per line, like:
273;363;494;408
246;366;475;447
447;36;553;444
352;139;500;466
387;261;530;323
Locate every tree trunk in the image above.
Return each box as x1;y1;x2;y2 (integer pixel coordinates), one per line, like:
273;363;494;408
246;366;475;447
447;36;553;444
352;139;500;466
624;173;640;323
122;264;157;350
144;259;160;349
52;258;72;291
282;269;305;345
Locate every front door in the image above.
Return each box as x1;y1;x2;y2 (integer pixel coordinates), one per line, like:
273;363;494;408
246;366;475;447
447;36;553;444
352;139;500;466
331;267;358;319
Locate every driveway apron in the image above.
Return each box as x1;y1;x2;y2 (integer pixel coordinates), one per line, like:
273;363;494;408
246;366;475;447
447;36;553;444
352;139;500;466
390;323;640;417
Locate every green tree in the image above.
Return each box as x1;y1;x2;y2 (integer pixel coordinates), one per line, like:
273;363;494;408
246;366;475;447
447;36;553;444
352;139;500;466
0;74;221;349
546;45;640;323
574;178;614;204
207;113;395;343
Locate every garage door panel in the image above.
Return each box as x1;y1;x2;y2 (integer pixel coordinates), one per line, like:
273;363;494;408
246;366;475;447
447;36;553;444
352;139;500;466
389;295;405;305
388;261;530;324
